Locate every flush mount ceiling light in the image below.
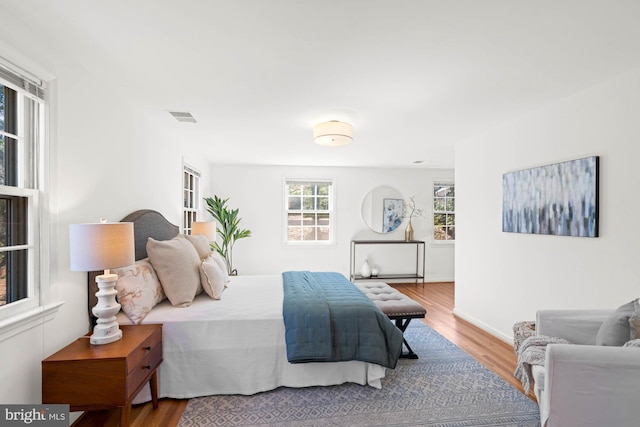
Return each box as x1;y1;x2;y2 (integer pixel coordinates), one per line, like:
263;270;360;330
313;120;353;146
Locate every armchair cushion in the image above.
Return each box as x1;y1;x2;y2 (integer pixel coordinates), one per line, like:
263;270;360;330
536;309;612;345
595;299;637;346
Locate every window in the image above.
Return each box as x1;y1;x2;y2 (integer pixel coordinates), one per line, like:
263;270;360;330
182;163;200;234
434;182;455;241
0;59;47;322
285;179;333;243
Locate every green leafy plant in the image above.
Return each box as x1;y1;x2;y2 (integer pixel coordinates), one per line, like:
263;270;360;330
204;195;252;275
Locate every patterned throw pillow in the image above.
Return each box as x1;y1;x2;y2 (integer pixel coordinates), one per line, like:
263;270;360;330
112;258;165;324
623;339;640;348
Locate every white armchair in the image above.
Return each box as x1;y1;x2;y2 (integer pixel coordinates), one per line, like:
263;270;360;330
534;309;640;427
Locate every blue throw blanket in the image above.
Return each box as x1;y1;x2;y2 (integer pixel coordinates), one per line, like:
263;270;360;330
282;271;403;369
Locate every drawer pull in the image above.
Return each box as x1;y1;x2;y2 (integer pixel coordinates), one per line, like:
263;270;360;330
143;346;152;351
142;365;151;370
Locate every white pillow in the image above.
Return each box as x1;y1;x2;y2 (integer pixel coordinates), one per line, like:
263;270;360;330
210;251;230;283
200;255;226;300
147;234;202;307
112;258;165;324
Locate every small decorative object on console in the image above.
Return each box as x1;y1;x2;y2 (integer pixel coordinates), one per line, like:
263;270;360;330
360;259;372;278
404;196;424;242
405;220;414;242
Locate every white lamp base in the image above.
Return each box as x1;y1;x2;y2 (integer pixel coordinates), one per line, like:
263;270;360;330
91;273;123;345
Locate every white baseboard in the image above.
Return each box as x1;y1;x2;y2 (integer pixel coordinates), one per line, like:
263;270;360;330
380;277;454;283
452;308;513;345
424;276;454;283
382;276;454;284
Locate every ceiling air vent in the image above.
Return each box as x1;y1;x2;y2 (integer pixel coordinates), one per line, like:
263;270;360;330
168;111;197;123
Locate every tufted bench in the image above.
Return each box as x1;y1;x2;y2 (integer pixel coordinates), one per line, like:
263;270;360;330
355;282;427;359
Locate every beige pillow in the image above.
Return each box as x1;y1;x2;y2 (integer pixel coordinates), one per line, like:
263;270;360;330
210;251;230;283
112;258;165;324
200;255;226;299
147;235;202;307
629;315;640;340
184;233;212;260
629;299;640;339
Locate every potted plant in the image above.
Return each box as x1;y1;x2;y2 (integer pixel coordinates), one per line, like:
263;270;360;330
204;195;252;275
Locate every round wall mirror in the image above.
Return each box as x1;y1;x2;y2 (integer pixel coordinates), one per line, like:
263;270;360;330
361;185;405;233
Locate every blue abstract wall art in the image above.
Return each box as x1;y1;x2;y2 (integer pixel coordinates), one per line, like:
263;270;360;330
383;198;404;232
502;156;599;237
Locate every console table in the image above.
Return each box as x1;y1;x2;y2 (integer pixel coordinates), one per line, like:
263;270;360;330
350;240;425;284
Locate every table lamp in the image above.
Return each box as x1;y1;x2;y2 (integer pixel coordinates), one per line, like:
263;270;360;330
191;221;216;241
69;221;135;345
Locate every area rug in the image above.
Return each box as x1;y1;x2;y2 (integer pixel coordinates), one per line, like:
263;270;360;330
178;321;540;426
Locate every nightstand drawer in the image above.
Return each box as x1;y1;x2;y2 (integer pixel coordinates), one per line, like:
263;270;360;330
126;326;162;375
128;344;162;397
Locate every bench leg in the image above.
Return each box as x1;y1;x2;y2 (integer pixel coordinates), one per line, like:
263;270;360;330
395;318;419;359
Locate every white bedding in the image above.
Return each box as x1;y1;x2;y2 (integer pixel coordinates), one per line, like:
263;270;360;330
118;274;386;402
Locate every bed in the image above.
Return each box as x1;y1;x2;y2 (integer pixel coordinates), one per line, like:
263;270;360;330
88;210;401;403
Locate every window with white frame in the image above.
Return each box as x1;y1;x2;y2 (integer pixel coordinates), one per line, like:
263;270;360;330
183;163;200;234
182;163;200;234
433;182;455;241
0;60;47;322
285;179;333;243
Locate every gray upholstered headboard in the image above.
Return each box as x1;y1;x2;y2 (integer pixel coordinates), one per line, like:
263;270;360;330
87;209;179;328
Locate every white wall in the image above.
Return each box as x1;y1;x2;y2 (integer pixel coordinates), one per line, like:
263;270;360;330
0;13;210;406
455;67;640;342
207;165;454;281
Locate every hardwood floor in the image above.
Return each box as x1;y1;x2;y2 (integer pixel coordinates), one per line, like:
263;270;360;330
391;282;530;396
72;281;532;427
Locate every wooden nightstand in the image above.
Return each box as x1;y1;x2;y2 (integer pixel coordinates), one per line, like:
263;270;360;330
42;324;163;427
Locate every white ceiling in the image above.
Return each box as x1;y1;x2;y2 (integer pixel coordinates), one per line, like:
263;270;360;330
3;0;640;168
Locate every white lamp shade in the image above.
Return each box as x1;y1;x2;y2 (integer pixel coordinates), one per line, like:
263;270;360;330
69;222;135;271
313;120;353;146
192;221;216;241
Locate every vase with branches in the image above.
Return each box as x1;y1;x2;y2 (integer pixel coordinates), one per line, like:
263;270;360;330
204;195;252;275
404;196;424;241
